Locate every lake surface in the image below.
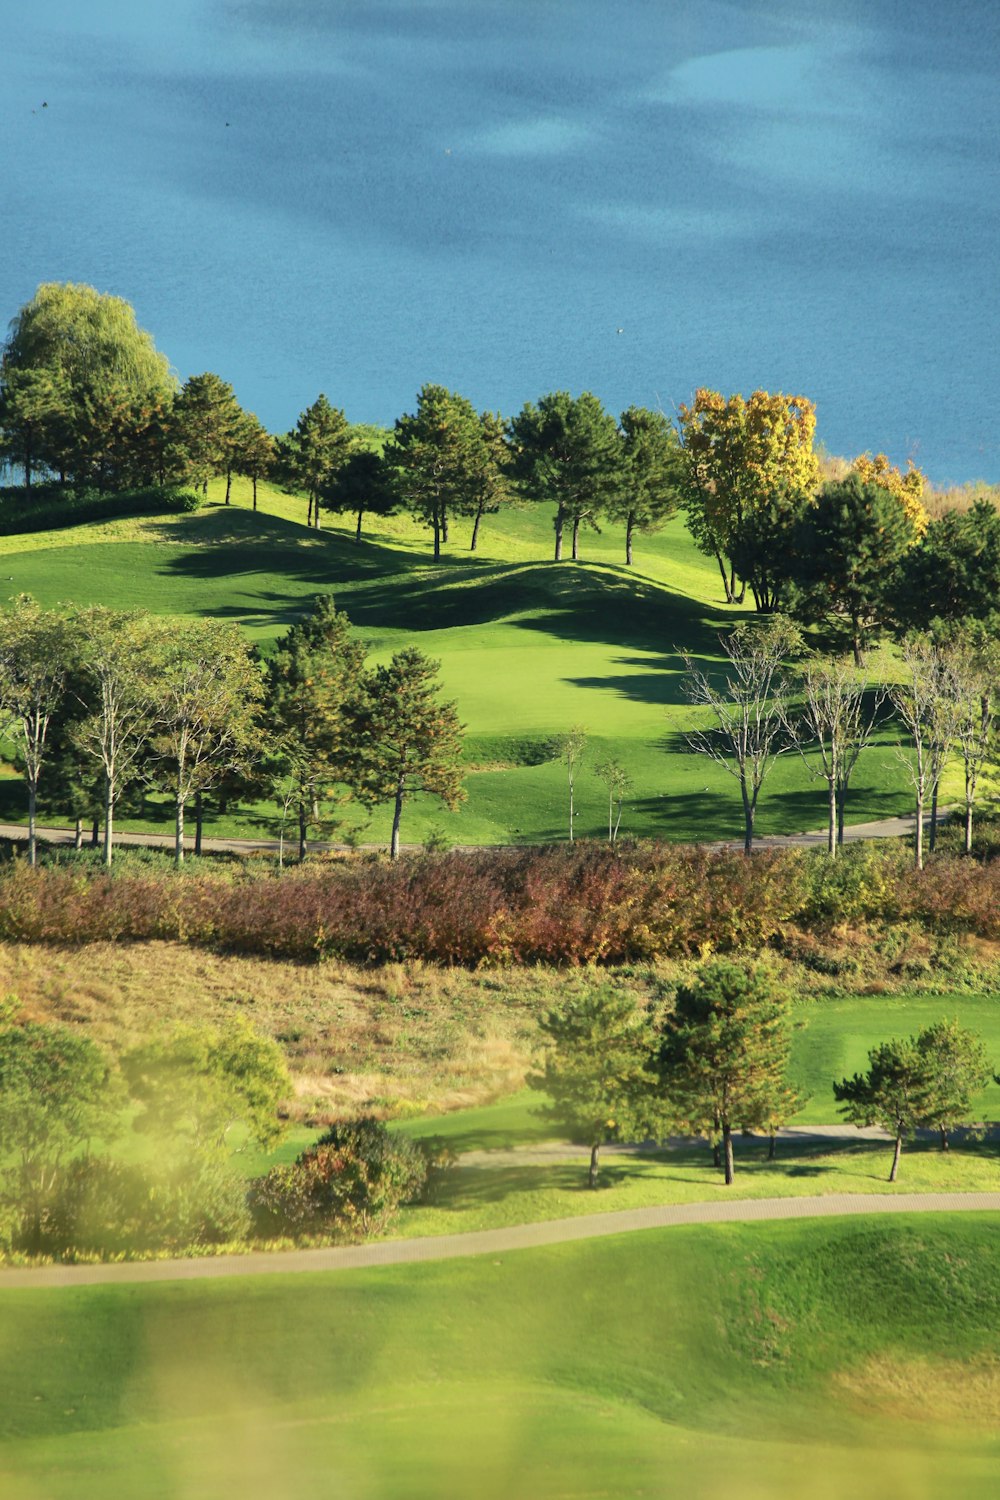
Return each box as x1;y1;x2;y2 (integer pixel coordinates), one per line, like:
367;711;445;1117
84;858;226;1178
3;0;999;483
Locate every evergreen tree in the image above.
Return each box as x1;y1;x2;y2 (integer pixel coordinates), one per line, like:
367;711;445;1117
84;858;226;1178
613;406;684;567
387;385;492;559
278;394;353;528
508;391;621;561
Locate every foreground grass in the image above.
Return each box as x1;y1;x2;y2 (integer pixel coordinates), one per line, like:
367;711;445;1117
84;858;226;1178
1;1217;998;1498
0;483;919;844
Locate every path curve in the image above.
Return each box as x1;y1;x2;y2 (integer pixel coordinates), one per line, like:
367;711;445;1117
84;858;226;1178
4;1192;999;1290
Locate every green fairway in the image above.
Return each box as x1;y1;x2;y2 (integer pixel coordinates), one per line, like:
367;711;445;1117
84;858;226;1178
1;1217;998;1498
0;481;918;844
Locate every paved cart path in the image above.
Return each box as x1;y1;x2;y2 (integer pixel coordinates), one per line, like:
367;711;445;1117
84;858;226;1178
3;1191;999;1289
0;809;952;857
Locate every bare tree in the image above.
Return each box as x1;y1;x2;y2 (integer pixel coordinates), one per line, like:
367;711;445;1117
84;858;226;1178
594;756;632;844
934;630;999;857
557;725;589;843
889;636;962;870
682;617;798;854
788;654;885;856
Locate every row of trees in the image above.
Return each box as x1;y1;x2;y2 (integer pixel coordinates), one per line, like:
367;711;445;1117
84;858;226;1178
682;616;999;862
0;595;465;866
534;963;995;1188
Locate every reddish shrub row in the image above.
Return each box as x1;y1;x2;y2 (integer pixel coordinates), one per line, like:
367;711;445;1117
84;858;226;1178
0;844;993;964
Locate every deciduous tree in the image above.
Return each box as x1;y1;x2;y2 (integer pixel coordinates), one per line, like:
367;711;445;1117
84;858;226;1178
0;597;75;864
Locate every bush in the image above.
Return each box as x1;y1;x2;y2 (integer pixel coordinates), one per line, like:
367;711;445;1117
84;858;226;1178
248;1118;428;1240
0;483;203;536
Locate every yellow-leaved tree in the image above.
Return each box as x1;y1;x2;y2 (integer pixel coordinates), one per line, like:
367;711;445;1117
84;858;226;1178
851;452;928;536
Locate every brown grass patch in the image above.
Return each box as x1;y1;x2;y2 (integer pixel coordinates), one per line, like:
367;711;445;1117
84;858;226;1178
834;1352;1000;1429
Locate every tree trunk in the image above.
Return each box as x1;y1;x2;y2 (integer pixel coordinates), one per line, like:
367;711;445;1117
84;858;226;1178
741;782;755;855
589;1142;600;1189
827;777;837;859
940;1126;949;1151
27;781;37;868
571;515;580;561
224;467;232;505
356;507;364;542
74;817;83;851
608;789;614;843
307;493;313;528
568;774;574;843
390;781;404;859
929;777;940;852
888;1132;902;1182
432;512;441;560
715;551;733;603
91;816;100;848
554;507;565;561
722;1122;735;1185
470;501;484;551
626;513;634;567
252;475;258;511
441;506;449;544
914;792;924;870
103;781;114;869
175;796;185;867
768;1131;776;1161
852;621;863;668
965;800;974;857
298;803;308;861
194;791;204;858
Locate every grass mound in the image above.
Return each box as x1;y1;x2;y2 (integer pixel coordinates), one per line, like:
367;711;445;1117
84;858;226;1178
0;1216;998;1497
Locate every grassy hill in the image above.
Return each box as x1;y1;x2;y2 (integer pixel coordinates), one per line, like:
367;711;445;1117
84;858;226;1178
1;1217;999;1498
0;477;915;846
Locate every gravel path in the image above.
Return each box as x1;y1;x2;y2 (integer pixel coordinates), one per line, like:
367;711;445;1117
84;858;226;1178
4;1191;999;1290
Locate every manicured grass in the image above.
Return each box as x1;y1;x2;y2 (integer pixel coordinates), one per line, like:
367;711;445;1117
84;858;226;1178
1;1217;999;1497
0;481;919;844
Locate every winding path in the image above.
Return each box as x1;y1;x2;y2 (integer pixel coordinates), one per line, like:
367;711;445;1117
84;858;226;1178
3;1191;999;1290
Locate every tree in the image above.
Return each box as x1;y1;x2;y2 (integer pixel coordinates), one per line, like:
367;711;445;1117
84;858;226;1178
916;1020;992;1151
530;988;658;1188
851;452;928;535
347;647;465;859
676;388;819;607
557;724;588;843
788;654;884;856
594;756;632;843
888;635;960;869
788;476;918;662
467;410;512;552
507;391;621;561
681;616;798;854
321;447;397;542
0;1007;122;1252
235;410;275;511
658;961;795;1185
609;406;684;567
265;596;367;859
387;384;492;559
170;372;244;498
279;394;353;529
150;619;264;865
0;597;75;864
124;1016;291;1156
934;626;1000;855
834;1037;929;1182
0;282;174;487
71;607;163;867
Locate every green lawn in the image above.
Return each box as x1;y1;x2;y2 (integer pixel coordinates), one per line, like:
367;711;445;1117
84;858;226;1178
1;1216;999;1498
0;480;919;845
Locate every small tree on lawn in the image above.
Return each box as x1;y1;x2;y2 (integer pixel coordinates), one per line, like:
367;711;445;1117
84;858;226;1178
657;960;795;1185
593;755;632;844
0;596;76;865
347;647;465;859
916;1020;992;1151
834;1037;928;1182
889;635;960;869
682;616;798;854
530;988;659;1188
557;724;588;843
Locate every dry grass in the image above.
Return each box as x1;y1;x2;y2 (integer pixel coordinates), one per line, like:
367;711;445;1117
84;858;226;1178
0;941;550;1122
834;1352;1000;1429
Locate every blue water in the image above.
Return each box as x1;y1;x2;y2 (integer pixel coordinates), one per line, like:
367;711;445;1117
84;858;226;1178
3;0;999;483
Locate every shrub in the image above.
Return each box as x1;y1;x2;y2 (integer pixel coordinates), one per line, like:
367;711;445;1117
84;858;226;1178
248;1118;428;1240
